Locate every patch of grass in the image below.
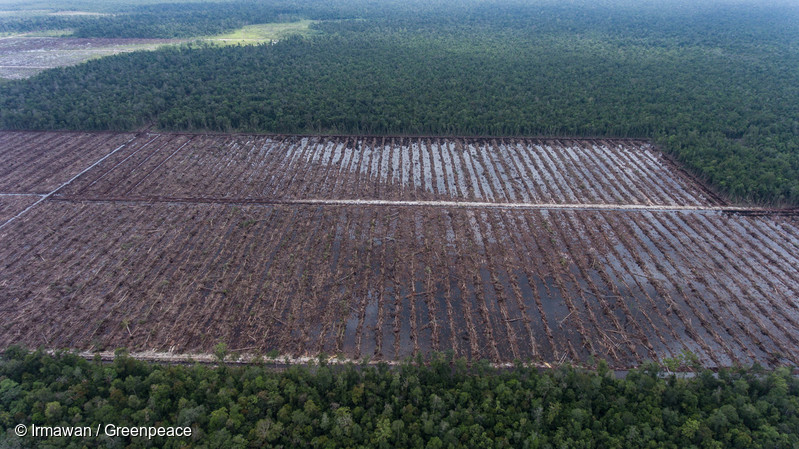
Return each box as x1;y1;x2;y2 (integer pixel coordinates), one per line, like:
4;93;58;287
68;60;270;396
23;28;75;37
0;9;51;17
47;11;108;17
199;20;318;46
0;28;74;37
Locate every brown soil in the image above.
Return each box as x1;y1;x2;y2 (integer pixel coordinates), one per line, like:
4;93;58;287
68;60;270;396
1;131;797;369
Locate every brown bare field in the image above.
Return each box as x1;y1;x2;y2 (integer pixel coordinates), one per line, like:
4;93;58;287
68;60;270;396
58;134;723;206
0;131;797;369
0;194;39;223
0;38;176;79
0;131;135;192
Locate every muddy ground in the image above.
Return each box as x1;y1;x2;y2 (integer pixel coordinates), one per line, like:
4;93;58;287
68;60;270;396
56;133;724;206
0;131;796;369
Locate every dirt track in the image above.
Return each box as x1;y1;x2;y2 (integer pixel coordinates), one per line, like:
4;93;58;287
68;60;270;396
0;131;797;369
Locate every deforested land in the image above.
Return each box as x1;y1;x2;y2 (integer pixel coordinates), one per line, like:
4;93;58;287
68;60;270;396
1;131;797;369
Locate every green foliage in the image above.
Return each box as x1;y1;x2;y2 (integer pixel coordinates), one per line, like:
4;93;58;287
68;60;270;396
213;341;228;362
1;1;798;204
0;347;798;447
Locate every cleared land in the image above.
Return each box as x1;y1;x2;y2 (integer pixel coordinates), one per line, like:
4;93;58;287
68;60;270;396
0;193;39;223
0;131;135;192
55;134;723;206
0;131;797;369
0;20;315;79
0;37;175;79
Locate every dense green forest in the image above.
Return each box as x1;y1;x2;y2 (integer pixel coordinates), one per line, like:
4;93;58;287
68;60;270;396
0;348;797;448
1;1;798;204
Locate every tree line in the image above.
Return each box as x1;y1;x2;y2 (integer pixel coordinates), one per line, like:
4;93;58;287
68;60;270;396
1;347;797;448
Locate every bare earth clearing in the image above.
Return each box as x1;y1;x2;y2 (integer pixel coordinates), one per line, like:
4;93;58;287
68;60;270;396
0;131;797;369
0;21;313;79
0;37;177;79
